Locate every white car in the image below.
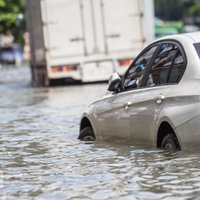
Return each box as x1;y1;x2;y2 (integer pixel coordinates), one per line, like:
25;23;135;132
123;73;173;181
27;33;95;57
78;32;200;151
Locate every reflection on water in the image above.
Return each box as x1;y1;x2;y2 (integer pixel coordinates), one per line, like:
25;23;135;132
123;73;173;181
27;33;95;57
1;66;200;199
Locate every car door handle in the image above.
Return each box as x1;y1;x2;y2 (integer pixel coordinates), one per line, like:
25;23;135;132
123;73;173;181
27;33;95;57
124;101;132;110
155;95;165;104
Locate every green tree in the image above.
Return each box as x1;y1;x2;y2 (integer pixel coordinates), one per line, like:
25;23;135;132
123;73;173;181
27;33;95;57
155;0;200;20
187;0;200;15
0;0;25;44
155;0;184;21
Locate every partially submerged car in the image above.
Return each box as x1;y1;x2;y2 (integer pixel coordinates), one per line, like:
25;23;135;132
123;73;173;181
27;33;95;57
78;32;200;151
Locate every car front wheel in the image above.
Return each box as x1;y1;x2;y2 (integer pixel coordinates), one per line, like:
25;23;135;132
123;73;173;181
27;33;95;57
161;133;181;150
78;127;95;141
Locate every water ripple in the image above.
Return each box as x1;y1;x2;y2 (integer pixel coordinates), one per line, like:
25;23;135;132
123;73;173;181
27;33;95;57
1;66;200;199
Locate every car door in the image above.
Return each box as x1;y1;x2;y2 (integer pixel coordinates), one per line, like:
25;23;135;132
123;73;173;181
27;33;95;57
96;45;159;139
126;42;186;145
96;91;132;139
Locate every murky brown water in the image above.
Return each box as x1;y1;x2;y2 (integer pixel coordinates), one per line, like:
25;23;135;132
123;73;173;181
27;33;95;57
1;65;200;199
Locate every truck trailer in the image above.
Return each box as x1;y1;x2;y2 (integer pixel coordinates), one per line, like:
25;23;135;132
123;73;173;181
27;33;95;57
26;0;154;86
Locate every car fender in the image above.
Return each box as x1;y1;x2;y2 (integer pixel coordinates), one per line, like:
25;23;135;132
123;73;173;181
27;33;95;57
175;114;200;151
153;99;200;148
80;108;102;139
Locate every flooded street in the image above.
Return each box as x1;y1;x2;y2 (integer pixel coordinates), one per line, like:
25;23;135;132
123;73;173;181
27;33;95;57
1;66;200;200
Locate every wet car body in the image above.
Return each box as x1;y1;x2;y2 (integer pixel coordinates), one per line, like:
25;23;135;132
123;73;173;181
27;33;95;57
79;32;200;151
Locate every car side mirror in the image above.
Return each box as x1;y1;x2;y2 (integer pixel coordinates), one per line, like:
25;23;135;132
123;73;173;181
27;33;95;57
108;72;121;92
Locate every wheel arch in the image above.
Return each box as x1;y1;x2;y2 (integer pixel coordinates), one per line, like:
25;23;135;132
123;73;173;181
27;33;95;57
157;121;180;148
80;116;93;132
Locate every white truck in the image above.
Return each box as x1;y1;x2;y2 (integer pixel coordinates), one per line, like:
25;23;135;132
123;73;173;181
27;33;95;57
26;0;154;86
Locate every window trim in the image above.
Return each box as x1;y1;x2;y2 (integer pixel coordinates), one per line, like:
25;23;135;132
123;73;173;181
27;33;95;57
120;43;160;92
143;39;187;87
119;39;187;93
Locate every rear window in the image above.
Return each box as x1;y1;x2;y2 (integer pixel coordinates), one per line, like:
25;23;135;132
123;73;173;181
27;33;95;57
194;43;200;58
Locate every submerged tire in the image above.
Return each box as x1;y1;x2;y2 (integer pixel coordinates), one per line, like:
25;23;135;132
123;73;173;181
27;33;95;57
78;127;95;141
161;133;181;150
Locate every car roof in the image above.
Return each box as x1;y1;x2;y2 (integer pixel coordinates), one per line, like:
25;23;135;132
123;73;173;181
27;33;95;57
156;31;200;44
181;31;200;43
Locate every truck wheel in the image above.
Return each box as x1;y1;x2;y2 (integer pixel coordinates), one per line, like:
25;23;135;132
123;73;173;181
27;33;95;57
78;127;95;141
161;133;181;150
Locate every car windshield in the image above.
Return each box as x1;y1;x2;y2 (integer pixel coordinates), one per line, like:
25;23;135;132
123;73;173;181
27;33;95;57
194;43;200;58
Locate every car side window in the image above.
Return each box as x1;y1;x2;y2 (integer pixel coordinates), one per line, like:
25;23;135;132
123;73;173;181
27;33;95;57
167;52;185;83
122;45;158;90
146;43;185;87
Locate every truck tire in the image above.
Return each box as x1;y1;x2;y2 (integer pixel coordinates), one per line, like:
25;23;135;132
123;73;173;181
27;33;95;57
161;133;181;150
78;127;95;141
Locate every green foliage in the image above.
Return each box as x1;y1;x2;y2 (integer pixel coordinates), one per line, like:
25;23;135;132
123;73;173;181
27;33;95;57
154;0;184;21
154;0;183;21
188;0;200;15
0;0;25;44
155;0;200;20
178;0;200;15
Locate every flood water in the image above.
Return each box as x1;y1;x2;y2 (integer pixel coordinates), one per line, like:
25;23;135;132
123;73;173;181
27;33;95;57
1;65;200;200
